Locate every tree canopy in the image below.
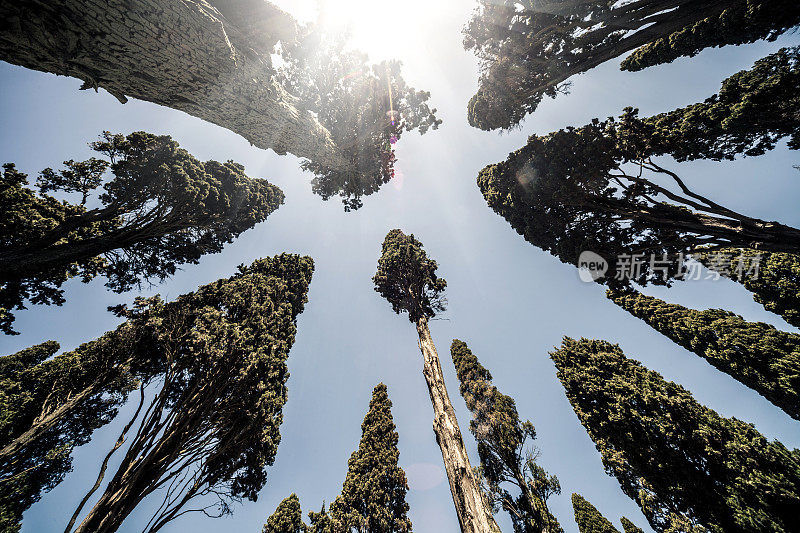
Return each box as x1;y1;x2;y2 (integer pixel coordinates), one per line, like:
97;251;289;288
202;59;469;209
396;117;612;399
463;0;800;129
478;49;800;287
263;494;305;533
69;254;314;533
570;494;619;533
0;341;123;533
279;31;441;211
0;321;152;533
609;289;800;420
372;229;447;323
551;337;800;533
619;517;644;533
451;339;562;533
0;131;284;335
328;383;412;532
696;248;800;329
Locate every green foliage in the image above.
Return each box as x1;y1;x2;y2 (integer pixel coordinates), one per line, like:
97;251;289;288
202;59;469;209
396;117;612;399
0;131;284;334
372;229;446;323
279;31;440;211
609;289;800;420
264;494;305;533
571;494;619;533
72;254;314;532
477;49;800;288
463;0;800;129
450;340;562;533
635;48;800;160
551;337;800;533
306;503;334;533
328;383;412;532
0;336;138;532
621;0;800;71
619;517;644;533
696;249;800;329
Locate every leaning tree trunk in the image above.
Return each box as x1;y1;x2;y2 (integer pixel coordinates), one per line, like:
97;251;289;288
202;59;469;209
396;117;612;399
415;318;500;533
0;0;350;170
0;381;101;463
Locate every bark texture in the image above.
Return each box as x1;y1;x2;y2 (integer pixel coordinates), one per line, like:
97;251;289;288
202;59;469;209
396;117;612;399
0;0;349;168
415;318;500;533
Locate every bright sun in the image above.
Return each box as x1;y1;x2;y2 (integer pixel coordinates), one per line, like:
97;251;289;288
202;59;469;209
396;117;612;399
271;0;428;61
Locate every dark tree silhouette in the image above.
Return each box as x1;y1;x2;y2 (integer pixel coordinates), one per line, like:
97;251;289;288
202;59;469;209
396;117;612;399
609;289;800;420
0;339;136;533
0;131;283;334
67;255;313;533
478;50;800;287
463;0;800;129
696;248;800;329
551;337;800;533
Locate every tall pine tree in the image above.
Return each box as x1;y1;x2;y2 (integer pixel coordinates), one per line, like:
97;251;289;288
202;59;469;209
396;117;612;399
570;494;644;533
551;337;800;533
450;339;562;533
478;49;800;287
571;494;619;533
373;230;499;533
696;249;800;329
0;131;284;335
328;383;412;532
66;254;314;533
263;494;304;533
463;0;800;129
608;290;800;420
0;330;145;532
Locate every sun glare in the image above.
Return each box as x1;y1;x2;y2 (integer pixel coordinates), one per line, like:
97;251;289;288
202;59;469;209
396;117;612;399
271;0;436;61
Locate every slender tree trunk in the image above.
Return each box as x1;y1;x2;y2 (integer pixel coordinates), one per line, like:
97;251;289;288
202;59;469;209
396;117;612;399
414;318;500;533
0;382;100;462
515;471;559;533
591;196;800;255
71;372;217;533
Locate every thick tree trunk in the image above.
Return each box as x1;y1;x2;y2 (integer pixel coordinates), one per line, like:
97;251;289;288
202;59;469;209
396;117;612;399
0;0;350;170
0;221;171;280
415;318;500;533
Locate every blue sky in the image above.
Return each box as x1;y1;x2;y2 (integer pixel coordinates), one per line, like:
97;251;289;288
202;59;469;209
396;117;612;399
1;1;799;531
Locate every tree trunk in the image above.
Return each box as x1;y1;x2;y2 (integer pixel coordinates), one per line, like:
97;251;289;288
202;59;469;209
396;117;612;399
591;196;800;255
0;222;168;280
0;0;350;170
0;382;100;463
415;318;500;533
70;404;191;533
71;449;162;533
